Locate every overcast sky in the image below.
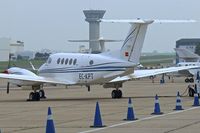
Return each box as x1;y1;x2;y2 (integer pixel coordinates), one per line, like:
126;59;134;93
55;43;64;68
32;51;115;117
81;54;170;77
0;0;199;52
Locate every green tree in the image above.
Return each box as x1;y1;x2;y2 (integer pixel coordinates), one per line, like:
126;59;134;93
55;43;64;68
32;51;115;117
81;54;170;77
34;52;50;60
195;43;200;56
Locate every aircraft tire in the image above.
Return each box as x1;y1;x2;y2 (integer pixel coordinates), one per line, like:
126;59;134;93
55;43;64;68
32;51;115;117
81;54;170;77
29;92;40;101
29;92;34;100
35;92;40;101
189;78;194;83
39;90;46;98
111;90;117;99
185;78;189;83
111;90;122;99
118;90;122;98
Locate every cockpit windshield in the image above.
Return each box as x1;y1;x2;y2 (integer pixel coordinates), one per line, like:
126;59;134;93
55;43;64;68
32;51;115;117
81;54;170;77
47;57;52;64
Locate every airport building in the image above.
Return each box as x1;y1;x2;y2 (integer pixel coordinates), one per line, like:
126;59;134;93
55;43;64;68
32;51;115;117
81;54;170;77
0;38;10;61
10;40;24;55
10;40;24;60
176;38;200;63
0;38;25;61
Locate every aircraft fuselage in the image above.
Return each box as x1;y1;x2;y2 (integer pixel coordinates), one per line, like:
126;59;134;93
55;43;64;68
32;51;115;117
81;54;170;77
38;53;135;85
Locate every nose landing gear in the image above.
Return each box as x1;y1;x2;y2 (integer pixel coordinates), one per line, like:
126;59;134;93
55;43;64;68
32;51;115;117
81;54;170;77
27;86;46;101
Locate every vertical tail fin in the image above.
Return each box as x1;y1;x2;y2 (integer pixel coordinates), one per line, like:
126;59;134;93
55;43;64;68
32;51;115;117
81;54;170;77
101;19;195;63
120;21;153;64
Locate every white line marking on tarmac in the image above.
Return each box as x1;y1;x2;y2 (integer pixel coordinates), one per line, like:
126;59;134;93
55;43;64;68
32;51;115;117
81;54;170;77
79;106;200;133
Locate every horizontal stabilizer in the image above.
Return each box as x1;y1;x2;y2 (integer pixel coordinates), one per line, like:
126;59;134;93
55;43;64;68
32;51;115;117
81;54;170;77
100;19;196;24
68;39;123;43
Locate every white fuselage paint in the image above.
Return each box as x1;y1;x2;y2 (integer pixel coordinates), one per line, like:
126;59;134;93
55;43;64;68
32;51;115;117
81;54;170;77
177;62;200;76
38;53;135;85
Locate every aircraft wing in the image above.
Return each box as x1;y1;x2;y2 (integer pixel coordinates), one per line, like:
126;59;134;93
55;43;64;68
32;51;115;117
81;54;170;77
0;73;75;86
110;65;200;82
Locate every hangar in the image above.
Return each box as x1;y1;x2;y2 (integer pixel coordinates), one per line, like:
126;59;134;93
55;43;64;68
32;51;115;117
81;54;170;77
176;38;200;63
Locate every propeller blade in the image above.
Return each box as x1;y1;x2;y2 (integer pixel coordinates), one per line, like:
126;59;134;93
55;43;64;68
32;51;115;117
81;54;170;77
7;82;10;94
8;53;11;69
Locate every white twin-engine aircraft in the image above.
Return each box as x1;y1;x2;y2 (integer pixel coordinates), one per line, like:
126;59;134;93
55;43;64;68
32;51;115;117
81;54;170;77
0;19;198;101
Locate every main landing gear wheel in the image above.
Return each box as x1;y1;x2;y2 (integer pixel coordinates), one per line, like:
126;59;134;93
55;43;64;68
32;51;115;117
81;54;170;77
189;78;194;83
39;90;46;99
185;78;194;83
28;92;40;101
111;90;122;99
185;78;189;83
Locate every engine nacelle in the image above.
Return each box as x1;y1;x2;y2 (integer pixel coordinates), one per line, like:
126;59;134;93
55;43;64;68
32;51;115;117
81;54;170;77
7;67;37;76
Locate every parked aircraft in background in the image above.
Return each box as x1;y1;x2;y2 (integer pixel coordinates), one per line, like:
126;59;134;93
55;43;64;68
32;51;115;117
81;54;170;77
175;48;200;82
0;19;197;101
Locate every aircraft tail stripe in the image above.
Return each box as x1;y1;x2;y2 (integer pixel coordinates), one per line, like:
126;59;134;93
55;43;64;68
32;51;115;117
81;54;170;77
39;66;128;73
40;69;125;73
121;27;137;49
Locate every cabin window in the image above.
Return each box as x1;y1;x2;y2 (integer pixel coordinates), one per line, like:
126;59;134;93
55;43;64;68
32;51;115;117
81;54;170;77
65;58;68;65
73;59;77;65
69;58;73;65
61;58;64;64
57;58;61;64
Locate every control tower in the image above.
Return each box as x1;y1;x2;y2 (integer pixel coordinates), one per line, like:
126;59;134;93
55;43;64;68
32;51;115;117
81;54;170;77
83;10;106;53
